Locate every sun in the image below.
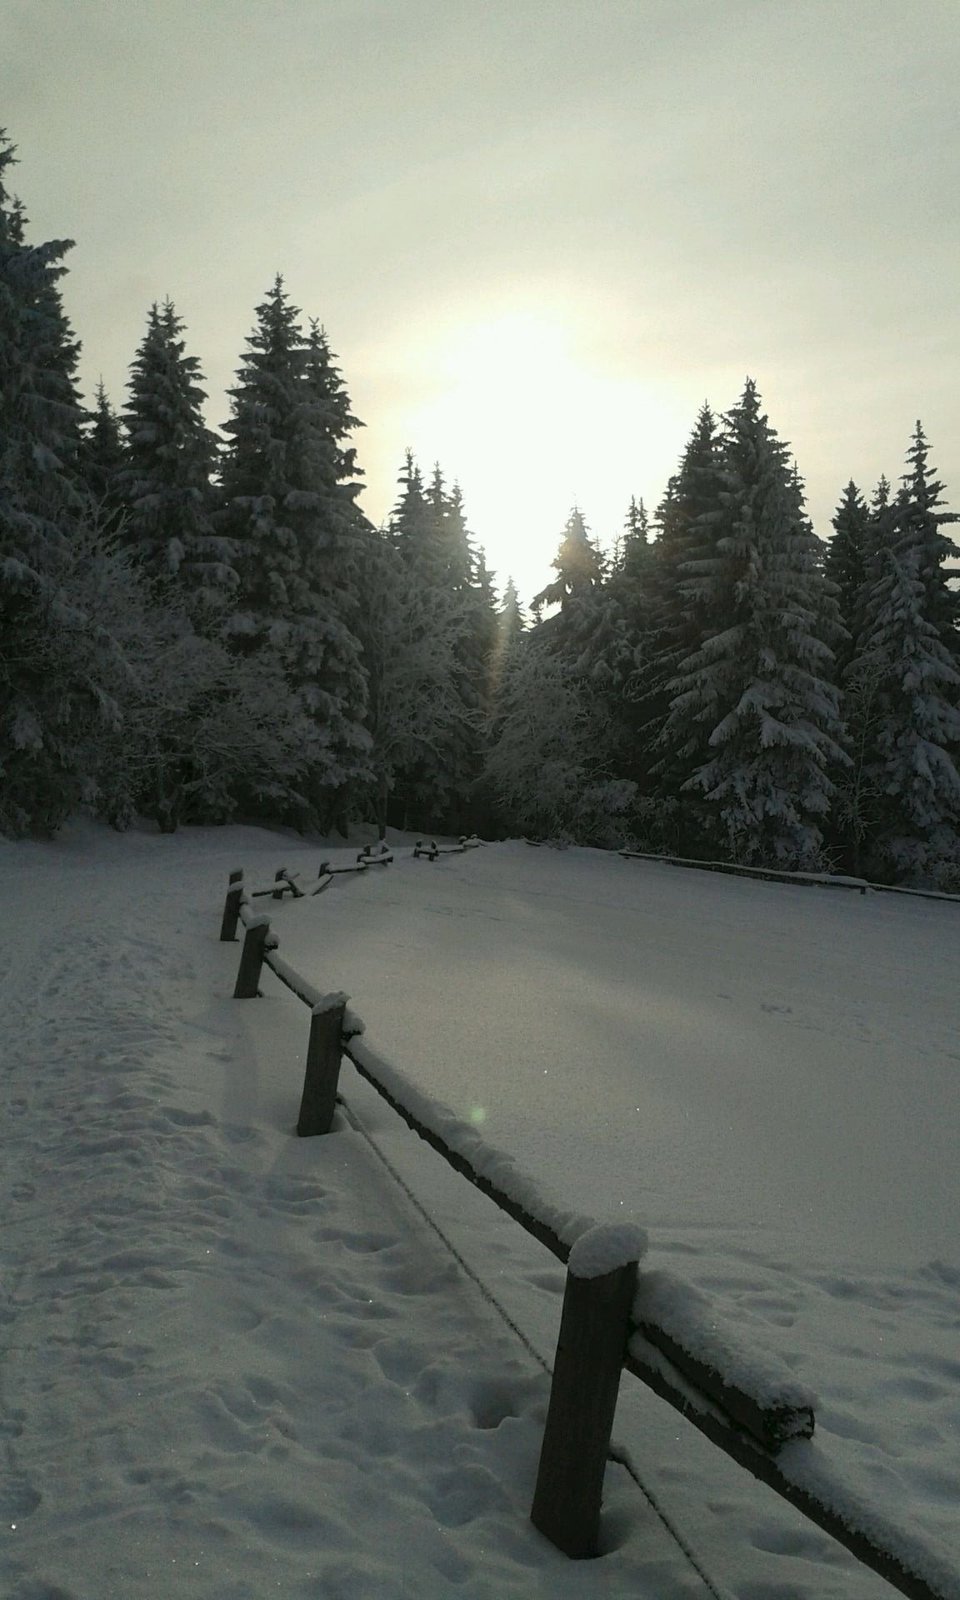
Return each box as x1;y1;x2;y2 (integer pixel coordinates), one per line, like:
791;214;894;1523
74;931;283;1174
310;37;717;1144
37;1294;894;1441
402;304;686;601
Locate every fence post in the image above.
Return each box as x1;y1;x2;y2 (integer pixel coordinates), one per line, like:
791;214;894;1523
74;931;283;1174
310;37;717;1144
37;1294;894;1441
233;915;270;998
219;869;244;942
531;1253;639;1558
297;994;348;1136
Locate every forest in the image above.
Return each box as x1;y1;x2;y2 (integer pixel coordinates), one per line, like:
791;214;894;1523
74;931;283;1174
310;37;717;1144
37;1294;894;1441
3;130;959;887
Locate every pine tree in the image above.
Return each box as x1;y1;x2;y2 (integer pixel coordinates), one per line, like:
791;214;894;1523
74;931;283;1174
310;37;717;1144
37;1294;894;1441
390;450;434;572
482;631;635;843
301;317;369;600
0;131;106;835
487;575;525;709
218;277;370;826
387;456;494;830
613;496;651;592
441;475;498;821
889;423;959;657
80;380;126;533
662;380;847;867
599;498;652;696
532;506;605;649
355;528;471;837
118;301;232;613
844;428;960;884
825;481;871;669
639;404;728;847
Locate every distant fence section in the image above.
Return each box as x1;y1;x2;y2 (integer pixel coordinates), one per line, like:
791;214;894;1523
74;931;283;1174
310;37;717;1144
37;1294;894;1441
215;852;958;1600
619;847;960;903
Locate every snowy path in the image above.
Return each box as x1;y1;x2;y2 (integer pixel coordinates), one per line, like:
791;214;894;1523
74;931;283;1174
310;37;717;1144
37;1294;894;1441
0;825;709;1600
1;823;958;1599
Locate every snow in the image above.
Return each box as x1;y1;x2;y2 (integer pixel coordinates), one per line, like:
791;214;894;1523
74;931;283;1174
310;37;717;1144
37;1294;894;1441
345;1032;596;1253
1;820;958;1600
632;1269;816;1414
311;990;350;1018
568;1223;648;1280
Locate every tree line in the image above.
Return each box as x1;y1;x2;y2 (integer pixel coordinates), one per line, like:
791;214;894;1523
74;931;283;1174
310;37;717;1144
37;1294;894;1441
3;131;958;886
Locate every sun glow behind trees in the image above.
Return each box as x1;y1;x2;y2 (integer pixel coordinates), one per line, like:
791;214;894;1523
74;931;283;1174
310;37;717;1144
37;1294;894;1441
388;306;690;604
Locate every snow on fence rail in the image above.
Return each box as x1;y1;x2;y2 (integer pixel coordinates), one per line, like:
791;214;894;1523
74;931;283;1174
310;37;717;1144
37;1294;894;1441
217;864;959;1599
619;847;871;893
619;847;960;902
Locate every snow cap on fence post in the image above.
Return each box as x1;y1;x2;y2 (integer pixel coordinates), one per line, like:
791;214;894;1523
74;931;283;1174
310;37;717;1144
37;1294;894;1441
568;1223;648;1279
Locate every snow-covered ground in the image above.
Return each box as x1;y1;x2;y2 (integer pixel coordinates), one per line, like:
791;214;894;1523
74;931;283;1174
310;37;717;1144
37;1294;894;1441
2;821;958;1600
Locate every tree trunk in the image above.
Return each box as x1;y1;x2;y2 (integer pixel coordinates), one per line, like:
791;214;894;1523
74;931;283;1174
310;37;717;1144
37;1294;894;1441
376;772;389;841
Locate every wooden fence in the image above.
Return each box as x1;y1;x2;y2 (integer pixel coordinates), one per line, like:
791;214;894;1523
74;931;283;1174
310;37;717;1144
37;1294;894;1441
619;847;960;903
217;856;958;1600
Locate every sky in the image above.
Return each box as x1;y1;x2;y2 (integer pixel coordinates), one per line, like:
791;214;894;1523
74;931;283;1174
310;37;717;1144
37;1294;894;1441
4;0;959;604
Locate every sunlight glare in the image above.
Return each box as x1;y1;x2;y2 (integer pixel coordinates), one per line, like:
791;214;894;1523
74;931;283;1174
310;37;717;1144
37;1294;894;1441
404;306;685;601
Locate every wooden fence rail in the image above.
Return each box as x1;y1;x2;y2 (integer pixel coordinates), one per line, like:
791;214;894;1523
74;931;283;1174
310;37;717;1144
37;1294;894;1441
620;847;960;903
216;863;958;1600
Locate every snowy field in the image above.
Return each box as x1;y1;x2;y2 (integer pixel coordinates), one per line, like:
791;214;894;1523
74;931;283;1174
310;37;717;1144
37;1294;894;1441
2;821;958;1600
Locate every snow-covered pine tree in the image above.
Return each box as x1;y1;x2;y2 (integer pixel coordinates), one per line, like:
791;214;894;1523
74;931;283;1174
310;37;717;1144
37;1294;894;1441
843;428;960;885
613;497;651;593
531;506;605;653
486;574;526;716
0;131;106;835
825;481;871;671
80;380;127;534
849;551;960;885
662;380;847;868
640;404;728;848
118;300;233;615
390;449;432;568
579;496;657;822
889;423;959;658
383;457;495;830
432;472;498;826
218;278;370;827
497;576;525;648
481;629;635;843
508;508;636;844
301;318;371;608
355;527;472;837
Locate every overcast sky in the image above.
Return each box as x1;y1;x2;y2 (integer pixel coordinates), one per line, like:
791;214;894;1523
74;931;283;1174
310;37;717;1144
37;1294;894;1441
5;0;959;603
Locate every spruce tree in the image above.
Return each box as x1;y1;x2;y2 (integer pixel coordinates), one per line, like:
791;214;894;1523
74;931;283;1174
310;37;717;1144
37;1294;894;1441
218;277;370;826
825;481;871;669
890;423;959;657
0;131;102;834
356;526;470;837
844;429;960;884
487;576;526;713
387;456;494;830
81;380;126;533
641;404;727;847
614;497;651;594
850;549;960;885
482;630;635;844
118;301;232;613
662;380;846;867
532;506;605;648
